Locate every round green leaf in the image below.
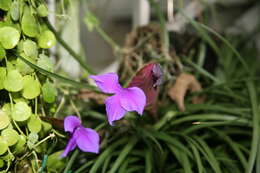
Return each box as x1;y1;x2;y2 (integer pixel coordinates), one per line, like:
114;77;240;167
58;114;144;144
38;30;56;49
0;44;6;61
13;135;26;154
1;128;19;146
37;54;54;72
6;60;16;70
21;7;39;37
27;132;38;149
22;75;41;99
27;115;42;133
0;138;8;155
0;0;11;11
2;104;11;116
4;70;23;92
17;40;24;53
16;58;34;75
0;111;10;130
0;26;20;49
12;101;32;122
42;81;57;103
37;4;48;17
11;92;28;104
42;121;52;133
0;159;4;168
23;39;38;59
46;151;66;172
10;1;20;21
0;67;6;90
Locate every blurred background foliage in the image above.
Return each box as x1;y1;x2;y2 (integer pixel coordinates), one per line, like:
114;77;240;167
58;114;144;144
0;0;260;172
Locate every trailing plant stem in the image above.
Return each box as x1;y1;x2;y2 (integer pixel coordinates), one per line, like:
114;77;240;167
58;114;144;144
95;26;120;53
44;19;95;74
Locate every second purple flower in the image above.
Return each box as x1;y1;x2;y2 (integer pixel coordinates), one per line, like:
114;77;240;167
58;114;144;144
90;73;146;125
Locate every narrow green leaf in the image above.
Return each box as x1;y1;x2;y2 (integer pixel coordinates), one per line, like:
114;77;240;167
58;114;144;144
171;114;250;126
183;121;249;134
101;154;112;173
210;128;247;170
118;158;129;173
85;138;128;173
153;111;177;130
184;58;220;83
179;9;249;73
63;150;79;173
126;166;144;173
195;137;222;173
145;149;153;173
150;131;193;158
246;81;259;173
189;142;203;173
167;144;192;173
109;138;138;173
141;129;163;153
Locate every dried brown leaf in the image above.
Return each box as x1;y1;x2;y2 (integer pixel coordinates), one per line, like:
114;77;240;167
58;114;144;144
77;89;107;104
168;73;204;111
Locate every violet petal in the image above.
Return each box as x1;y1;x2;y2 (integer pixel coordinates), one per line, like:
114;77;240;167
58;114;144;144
61;136;77;157
105;95;126;125
64;115;81;133
89;73;122;94
74;126;100;153
120;87;146;115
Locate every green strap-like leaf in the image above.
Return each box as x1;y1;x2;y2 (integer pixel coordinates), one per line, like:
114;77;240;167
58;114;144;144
246;81;259;173
145;148;153;173
109;138;138;173
210;128;247;170
83;138;128;173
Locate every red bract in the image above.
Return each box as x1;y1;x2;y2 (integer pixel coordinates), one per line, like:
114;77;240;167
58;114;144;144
128;63;163;111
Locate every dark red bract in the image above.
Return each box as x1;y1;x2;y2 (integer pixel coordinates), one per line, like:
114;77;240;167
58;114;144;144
128;63;163;110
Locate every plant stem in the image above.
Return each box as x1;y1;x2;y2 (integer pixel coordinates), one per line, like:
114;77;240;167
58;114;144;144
54;96;65;118
8;93;25;136
148;0;170;54
18;55;99;91
33;133;55;148
95;26;120;53
70;99;81;119
44;19;95;75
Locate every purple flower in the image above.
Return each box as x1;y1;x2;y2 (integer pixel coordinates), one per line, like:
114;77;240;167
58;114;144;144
90;73;146;125
61;116;100;157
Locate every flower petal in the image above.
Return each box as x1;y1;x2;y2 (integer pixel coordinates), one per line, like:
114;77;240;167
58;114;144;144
61;136;77;157
120;87;146;115
64;115;81;133
105;95;126;125
89;73;122;94
74;126;100;153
